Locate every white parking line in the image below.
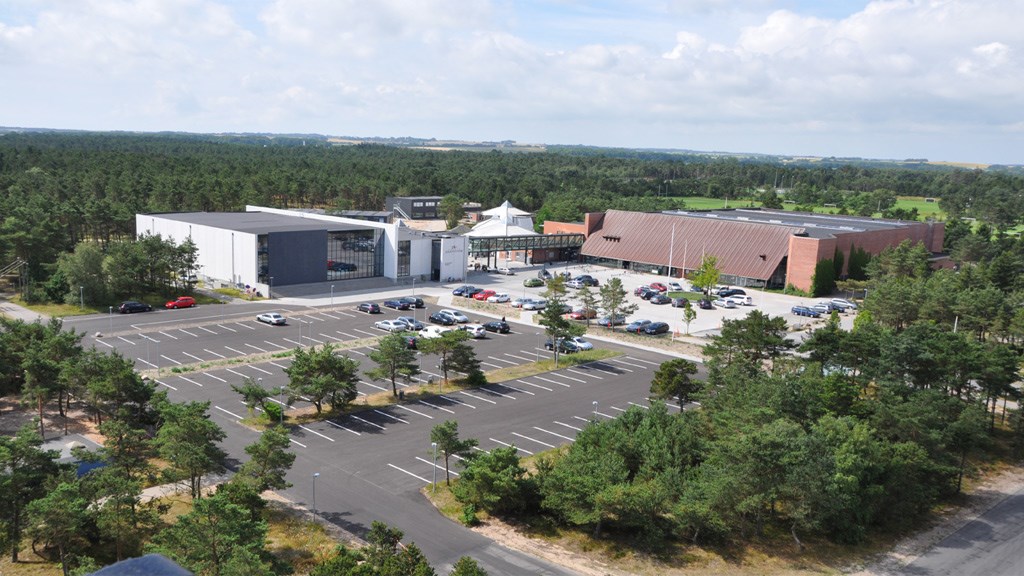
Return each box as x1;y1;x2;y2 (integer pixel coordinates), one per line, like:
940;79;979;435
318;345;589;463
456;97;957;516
460;391;497;404
178;329;198;337
416;456;458;476
360;380;388;391
117;336;136;346
625;356;660;366
95;339;114;348
246;343;269;353
498;384;534;396
325;420;361;435
298;425;334;441
204;373;227;383
489;437;532;455
160;355;182;366
351;415;385;430
554;420;582;432
182;352;205;362
159;331;179;340
628;402;650;409
486;356;518;365
481;362;504;369
282;338;302;347
336;311;356;318
388;463;430;483
336;331;358;339
440;395;475;409
225;346;247;356
533;375;571;388
248;365;273;375
567;368;603;380
348;349;367;356
572;415;592;424
595;410;615;417
263;340;288;350
155;380;178;391
516;379;552;392
546;371;586;384
177;376;203;387
217;324;237;333
319;333;344;342
214;405;244;420
373;409;409;424
511;432;555;448
534;426;575;442
234;322;256;330
136;358;157;368
417;400;455;414
320;313;341;320
204;348;226;359
395;405;433;419
290;439;308;448
198;326;217;335
608;406;626;413
481;386;517;400
270;361;289;370
353;328;377;337
302;335;325;345
609;358;648;370
226;368;248;379
140;334;160;342
504;353;533;362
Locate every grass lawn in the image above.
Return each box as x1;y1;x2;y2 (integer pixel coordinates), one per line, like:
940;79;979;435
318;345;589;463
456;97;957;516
8;291;225;318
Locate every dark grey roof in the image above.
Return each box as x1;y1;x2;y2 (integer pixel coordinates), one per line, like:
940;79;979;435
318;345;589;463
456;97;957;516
146;212;373;234
92;553;192;575
663;208;912;239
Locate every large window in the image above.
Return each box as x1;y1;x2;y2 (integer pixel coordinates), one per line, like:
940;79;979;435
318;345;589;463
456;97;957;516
326;229;384;280
397;240;411;277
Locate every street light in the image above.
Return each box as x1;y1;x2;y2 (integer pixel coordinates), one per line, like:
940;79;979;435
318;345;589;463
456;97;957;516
312;472;320;517
108;306;113;334
431;442;438;492
279;385;285;424
592;400;598;421
330;284;335;307
79;286;84;310
269;276;274;299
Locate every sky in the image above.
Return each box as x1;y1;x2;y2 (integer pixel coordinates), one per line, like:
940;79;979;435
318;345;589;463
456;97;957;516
1;0;1021;164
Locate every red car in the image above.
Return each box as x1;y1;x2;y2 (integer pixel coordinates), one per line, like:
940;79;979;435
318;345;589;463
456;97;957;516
649;282;668;292
473;289;497;301
165;296;196;309
569;308;597;320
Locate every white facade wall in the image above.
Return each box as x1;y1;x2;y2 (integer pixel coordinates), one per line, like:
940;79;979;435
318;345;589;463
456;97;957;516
439;236;467;282
135;215;258;288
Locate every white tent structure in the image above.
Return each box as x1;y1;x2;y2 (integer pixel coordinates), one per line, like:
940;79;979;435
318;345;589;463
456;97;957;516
464;200;537;238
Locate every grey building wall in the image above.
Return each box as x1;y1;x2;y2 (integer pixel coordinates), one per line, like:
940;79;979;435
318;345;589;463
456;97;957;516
268;230;327;285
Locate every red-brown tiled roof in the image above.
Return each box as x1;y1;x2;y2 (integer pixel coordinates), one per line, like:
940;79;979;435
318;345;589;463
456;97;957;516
581;210;799;280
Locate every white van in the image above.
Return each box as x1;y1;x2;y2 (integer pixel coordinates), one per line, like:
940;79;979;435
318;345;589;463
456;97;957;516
726;295;753;306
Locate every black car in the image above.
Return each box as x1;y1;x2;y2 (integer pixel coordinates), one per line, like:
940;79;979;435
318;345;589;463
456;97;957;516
403;335;418;350
643;322;670;335
671;297;691;308
383;299;411;310
451;285;476;296
638;287;657;300
356;302;381;314
463;287;485;298
650;294;672;305
718;288;746;298
575;275;599;286
544;339;579;354
119;301;152;314
625;319;652;333
429;311;456;325
400;296;425;308
483;320;511;334
698;299;714;310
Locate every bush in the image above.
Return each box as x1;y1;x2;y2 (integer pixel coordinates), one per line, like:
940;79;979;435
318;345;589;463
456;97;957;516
460;504;479;526
263;403;284;423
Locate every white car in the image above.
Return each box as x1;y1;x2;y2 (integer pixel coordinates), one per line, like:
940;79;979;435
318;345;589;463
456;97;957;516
420;325;453;339
510;298;526;308
566;279;585;289
568;336;594;351
712;298;737;309
487;293;511;303
256;312;286;325
668;282;684;292
461;324;487;338
496;267;515;275
726;295;753;306
522;298;547;310
374;319;407;332
438;309;470;323
831;298;858;311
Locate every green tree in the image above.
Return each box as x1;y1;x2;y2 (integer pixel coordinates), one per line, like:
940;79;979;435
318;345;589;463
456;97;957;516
811;258;836;297
89;470;161;562
439;194;466;230
598;277;638;331
682;306;697;335
449;556;489;576
453;446;532;516
56;242;109;306
231;377;273;417
430;421;479;485
363;521;436;576
153;400;227;499
284;344;360;413
946;405;989;493
147;491;273;576
25;479;91;576
537;277;585;365
368;333;421;397
418;330;471;384
0;424;60;563
691;255;721;296
649;358;701;409
237;426;296;492
575;284;599;327
704;310;793;376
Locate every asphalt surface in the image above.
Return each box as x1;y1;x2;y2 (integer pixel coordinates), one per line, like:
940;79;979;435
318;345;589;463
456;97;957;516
65;293;689;575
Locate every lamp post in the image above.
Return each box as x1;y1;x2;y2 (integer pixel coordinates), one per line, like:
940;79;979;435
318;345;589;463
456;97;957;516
330;284;335;307
279;385;285;424
312;472;320;517
269;276;274;300
431;442;438;492
108;306;113;334
79;286;84;310
592;400;598;422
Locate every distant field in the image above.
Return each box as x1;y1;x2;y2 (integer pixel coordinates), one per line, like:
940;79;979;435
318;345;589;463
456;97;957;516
893;196;946;219
672;196;946;221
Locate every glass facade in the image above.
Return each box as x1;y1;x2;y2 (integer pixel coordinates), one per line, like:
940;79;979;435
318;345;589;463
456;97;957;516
397;240;411;277
326;229;384;280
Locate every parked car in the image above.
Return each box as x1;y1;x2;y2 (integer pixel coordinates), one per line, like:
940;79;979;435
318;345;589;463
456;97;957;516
460;324;487;338
473;289;497;301
510;298;527;308
118;301;152;314
521;298;547;310
642;321;670;335
463;287;485;299
727;295;754;306
496;267;515;275
395;316;424;331
483;320;511;334
383;299;411;310
575;275;599;286
718;288;747;298
597;315;626;327
403;334;418;349
649;282;668;292
712;298;737;309
668;282;684;292
256;312;286;325
671;297;691;308
374;319;407;332
697;299;714;310
523;277;545;287
544;339;579;354
165;296;195;309
634;285;651;296
811;303;834;315
486;293;510;303
568;336;594;350
400;296;425;308
356;302;381;314
420;325;453;339
451;285;476;296
439;309;470;323
569;307;597;320
429;311;456;325
625;319;653;333
830;298;858;311
566;278;586;289
650;294;672;305
791;306;821;318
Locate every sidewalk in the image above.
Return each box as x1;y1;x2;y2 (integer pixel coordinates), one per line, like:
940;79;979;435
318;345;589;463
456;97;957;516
0;297;50;323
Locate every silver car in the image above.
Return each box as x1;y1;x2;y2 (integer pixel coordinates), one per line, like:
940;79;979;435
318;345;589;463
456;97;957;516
395;316;424;331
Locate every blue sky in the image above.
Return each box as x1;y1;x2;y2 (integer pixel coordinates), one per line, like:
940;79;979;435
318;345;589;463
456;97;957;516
2;1;1021;164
